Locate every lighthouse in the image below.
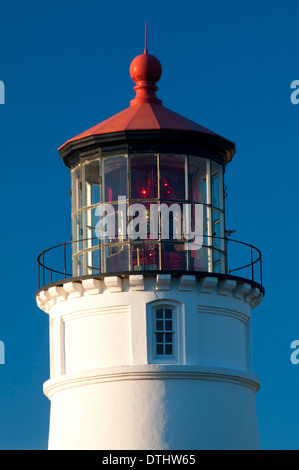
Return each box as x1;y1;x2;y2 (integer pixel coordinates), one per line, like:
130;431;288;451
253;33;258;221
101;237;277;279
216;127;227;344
36;35;264;450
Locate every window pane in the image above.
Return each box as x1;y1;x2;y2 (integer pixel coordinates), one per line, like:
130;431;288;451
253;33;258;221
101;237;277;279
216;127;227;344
214;263;221;273
160;202;183;242
156;344;164;355
189;157;207;203
165;320;173;331
156;333;164;343
165;333;172;343
83;160;101;207
104;244;129;273
165;309;172;319
132;242;160;271
211;161;223;209
92;249;101;272
72;213;81;245
156;320;163;331
71;166;81;213
156;309;163;319
161;243;186;270
212;211;224;251
131;155;158;199
165;344;173;355
128;202;152;241
84;207;102;247
72;253;82;277
103;156;127;202
160;155;186;200
189;245;209;272
213;217;220;249
144;243;159;270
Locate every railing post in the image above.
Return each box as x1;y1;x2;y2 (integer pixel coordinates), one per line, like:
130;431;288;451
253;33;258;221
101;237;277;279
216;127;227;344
64;242;67;278
250;245;254;281
42;252;45;287
225;237;228;274
38;259;40;289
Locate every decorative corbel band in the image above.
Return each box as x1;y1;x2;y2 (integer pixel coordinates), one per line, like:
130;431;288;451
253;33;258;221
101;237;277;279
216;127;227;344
129;275;144;291
179;275;196;291
36;275;264;314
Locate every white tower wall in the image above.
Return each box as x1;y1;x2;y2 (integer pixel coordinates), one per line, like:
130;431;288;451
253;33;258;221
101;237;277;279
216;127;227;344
36;274;263;450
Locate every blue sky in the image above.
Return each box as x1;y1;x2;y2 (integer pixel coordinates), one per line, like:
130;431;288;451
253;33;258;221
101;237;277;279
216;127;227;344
0;0;299;449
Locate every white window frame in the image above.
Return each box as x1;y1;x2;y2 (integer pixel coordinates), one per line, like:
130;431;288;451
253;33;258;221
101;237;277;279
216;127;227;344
147;300;184;364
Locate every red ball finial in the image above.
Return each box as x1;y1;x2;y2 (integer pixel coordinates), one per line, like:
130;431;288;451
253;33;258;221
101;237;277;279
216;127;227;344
130;53;162;84
129;23;162;106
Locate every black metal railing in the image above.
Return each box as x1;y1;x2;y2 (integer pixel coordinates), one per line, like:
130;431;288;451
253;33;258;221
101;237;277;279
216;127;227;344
37;235;263;290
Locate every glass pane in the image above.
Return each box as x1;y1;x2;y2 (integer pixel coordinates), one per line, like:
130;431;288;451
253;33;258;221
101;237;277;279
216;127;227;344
83;160;101;207
213;249;221;263
189;245;210;272
131;243;144;271
156;333;164;343
188;157;207;203
84;207;102;247
92;249;101;272
130;155;158;199
72;254;82;277
103;156;127;202
72;213;81;245
165;344;173;355
213;218;220;249
104;244;129;273
71;166;81;213
144;243;159;270
213;249;223;274
160;155;186;200
165;309;172;319
128;202;152;241
165;333;173;343
211;161;223;209
156;320;163;331
213;211;224;251
160;202;183;242
131;242;159;271
214;263;221;273
156;344;164;355
156;309;163;319
213;209;220;222
165;320;173;331
161;243;186;270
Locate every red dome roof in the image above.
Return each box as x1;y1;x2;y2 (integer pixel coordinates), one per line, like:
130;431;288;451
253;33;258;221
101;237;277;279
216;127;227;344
59;102;220;148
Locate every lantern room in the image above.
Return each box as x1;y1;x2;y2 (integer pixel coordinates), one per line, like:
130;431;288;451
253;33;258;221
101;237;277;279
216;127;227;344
70;153;225;276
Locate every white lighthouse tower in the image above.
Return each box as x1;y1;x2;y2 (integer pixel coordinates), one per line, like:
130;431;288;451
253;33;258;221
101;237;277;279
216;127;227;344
36;39;264;450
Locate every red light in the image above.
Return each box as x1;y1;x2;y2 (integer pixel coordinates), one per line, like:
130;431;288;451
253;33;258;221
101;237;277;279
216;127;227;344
142;189;147;195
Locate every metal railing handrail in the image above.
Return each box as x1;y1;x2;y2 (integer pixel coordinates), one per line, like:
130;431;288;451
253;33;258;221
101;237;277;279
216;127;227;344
37;235;262;289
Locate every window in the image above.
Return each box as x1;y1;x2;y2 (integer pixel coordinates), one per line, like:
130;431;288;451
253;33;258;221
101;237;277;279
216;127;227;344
154;307;175;358
147;301;184;364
